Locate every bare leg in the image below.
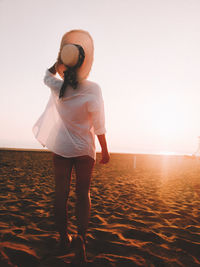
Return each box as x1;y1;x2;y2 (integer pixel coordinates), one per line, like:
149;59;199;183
74;156;94;242
52;153;73;247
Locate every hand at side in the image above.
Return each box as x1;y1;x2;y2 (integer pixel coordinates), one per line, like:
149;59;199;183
97;134;110;164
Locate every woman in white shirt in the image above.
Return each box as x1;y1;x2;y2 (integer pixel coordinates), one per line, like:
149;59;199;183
33;30;109;256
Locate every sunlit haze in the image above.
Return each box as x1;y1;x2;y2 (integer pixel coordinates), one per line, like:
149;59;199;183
1;0;200;155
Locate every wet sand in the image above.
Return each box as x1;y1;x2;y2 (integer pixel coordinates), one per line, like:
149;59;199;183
0;149;200;266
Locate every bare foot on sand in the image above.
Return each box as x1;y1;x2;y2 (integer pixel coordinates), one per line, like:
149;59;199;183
59;234;72;250
71;235;87;265
51;234;73;256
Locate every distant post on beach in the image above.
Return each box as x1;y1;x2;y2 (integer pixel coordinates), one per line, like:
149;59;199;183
194;136;200;158
133;155;136;169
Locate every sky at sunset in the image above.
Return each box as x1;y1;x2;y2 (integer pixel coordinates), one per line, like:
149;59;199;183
1;0;200;155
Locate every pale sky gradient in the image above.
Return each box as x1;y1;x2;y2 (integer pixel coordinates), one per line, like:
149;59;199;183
1;0;200;154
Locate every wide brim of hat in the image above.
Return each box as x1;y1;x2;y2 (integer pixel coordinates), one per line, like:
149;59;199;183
56;30;94;81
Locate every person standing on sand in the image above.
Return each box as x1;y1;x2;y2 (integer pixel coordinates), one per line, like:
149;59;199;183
33;30;109;260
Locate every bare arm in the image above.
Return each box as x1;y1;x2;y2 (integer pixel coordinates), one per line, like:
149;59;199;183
97;134;110;164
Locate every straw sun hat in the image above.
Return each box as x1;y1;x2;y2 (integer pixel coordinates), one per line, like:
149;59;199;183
56;29;94;81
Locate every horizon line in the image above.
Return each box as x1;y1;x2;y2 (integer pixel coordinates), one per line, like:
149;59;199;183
0;147;194;157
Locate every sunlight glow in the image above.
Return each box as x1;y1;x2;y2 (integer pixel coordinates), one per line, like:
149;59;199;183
158;151;176;156
1;0;200;155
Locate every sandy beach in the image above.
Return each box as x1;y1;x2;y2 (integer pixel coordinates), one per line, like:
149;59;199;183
0;149;200;266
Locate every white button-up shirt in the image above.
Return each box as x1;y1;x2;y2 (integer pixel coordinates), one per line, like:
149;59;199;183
33;70;106;159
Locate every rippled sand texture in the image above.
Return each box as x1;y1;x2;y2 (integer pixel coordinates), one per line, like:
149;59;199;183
1;150;200;266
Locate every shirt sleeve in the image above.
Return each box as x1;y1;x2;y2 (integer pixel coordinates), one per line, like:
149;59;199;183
88;85;106;135
43;69;63;96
